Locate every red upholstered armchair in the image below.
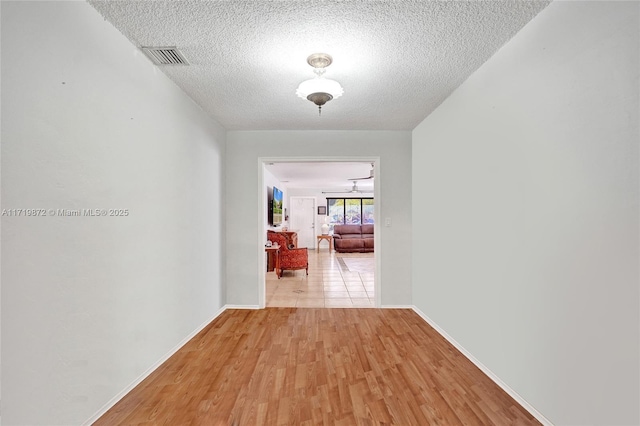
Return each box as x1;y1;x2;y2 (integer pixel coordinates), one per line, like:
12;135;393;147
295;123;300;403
267;233;308;279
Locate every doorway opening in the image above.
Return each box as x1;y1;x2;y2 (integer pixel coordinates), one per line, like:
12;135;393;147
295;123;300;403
258;157;380;309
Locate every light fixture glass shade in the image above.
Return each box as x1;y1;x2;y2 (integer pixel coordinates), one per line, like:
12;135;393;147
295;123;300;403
296;77;344;99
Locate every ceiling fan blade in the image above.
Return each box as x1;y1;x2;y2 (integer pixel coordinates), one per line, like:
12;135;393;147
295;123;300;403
348;163;374;181
322;181;372;194
322;191;373;194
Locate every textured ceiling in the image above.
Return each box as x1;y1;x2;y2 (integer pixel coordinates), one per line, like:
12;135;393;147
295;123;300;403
88;0;550;131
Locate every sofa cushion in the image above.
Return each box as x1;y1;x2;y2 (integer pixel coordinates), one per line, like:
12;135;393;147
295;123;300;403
341;234;363;239
361;224;374;235
333;224;362;236
334;239;364;250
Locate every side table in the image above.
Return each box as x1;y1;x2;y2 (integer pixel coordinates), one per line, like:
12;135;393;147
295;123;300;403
316;235;333;252
265;244;280;276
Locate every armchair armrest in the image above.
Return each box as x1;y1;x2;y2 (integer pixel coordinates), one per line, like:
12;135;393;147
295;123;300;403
279;247;308;263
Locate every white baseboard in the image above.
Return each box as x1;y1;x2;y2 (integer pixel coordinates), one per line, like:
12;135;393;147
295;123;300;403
411;306;554;426
379;305;415;309
82;305;228;426
224;304;261;309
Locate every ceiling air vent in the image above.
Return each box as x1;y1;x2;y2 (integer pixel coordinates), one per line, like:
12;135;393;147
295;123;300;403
141;46;189;65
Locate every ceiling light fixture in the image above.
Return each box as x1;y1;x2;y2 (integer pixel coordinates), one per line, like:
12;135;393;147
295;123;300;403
296;53;344;115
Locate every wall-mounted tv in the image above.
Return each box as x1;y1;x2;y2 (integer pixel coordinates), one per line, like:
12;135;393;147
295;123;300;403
269;186;283;226
272;186;283;225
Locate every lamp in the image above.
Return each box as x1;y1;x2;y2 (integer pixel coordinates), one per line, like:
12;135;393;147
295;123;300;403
296;53;344;115
321;216;330;235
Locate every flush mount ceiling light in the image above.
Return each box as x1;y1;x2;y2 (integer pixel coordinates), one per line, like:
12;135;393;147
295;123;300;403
296;53;344;115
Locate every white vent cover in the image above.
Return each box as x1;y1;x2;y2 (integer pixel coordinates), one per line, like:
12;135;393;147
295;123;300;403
141;46;189;65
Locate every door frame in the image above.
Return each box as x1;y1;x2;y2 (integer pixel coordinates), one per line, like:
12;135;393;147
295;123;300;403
257;156;381;309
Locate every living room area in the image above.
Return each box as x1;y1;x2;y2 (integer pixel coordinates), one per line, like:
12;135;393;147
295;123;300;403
264;161;377;308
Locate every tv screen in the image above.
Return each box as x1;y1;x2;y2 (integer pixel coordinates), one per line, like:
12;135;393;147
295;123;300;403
272;186;283;226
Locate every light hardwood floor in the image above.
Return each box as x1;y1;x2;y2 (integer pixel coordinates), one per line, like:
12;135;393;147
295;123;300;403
95;308;541;425
267;249;375;308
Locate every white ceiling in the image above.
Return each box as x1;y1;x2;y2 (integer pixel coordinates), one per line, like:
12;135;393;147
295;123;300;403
88;0;550;131
265;161;375;193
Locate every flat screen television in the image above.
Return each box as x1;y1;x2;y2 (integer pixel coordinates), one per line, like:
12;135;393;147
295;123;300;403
269;186;283;226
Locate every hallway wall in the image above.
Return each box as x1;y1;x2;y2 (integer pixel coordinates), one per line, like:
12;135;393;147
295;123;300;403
412;2;639;424
1;2;226;424
226;131;412;307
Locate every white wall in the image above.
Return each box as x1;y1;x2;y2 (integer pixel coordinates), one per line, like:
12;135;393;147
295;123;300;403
412;2;639;425
264;168;287;234
226;131;411;307
1;2;226;424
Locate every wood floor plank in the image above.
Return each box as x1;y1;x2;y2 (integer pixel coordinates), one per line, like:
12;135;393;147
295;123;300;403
94;308;540;425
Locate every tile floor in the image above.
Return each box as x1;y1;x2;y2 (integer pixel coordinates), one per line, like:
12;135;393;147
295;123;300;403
266;249;375;308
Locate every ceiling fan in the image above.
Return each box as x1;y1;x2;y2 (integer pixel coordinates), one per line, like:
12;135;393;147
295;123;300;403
348;163;374;181
322;181;372;194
